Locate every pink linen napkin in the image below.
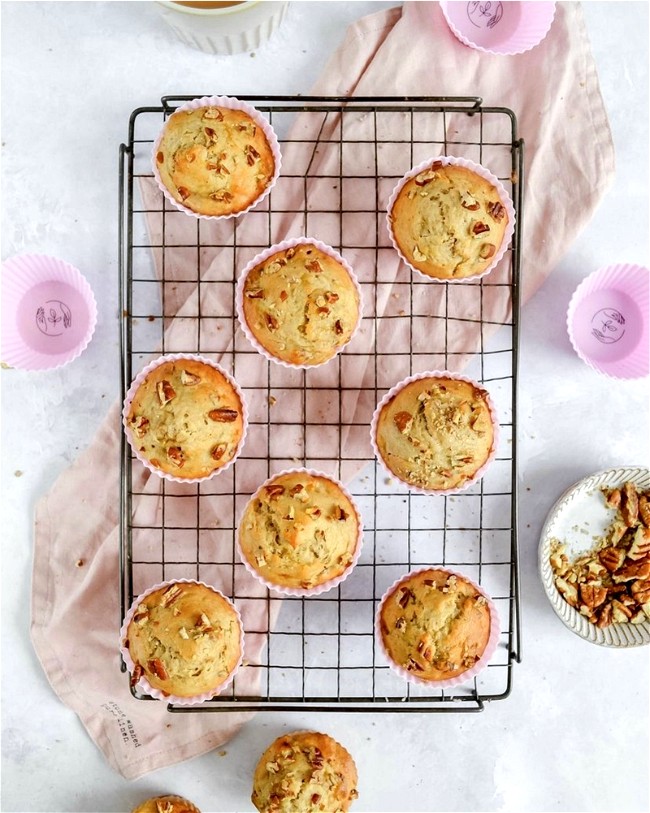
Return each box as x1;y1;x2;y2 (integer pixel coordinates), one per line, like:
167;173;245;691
31;1;614;780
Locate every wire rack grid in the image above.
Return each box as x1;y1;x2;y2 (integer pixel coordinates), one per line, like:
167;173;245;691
119;95;523;712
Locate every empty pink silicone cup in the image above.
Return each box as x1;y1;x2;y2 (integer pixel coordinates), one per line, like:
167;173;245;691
440;1;556;56
1;254;97;371
567;264;649;380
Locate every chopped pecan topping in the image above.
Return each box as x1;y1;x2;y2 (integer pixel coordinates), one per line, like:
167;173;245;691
130;415;149;438
157;380;176;406
460;191;480;210
210;190;234;203
479;243;496;260
203;107;224;120
167;446;185;468
325;292;339;303
334;319;344;335
177;186;191;201
204;126;217;139
398;587;415;608
472;221;490;236
156;151;164;163
414;167;439;186
208;407;239;422
395;616;406;631
289;483;304;496
334;505;349;521
147;658;169;681
245;289;265;299
305;259;323;273
285;248;296;260
487;201;506;222
160;584;183;607
196;612;213;633
156;800;174;813
132;606;149;624
265;313;279;331
130;663;143;688
627;527;650;560
394;411;413;434
279;290;288;302
211;443;227;461
265;484;285;499
245;144;260;166
180;369;201;385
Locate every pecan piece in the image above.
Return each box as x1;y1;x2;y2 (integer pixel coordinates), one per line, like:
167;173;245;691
639;495;650;528
130;415;149;438
471;221;490;236
325;292;339;304
487;201;506;222
555;577;578;607
620;482;639;526
265;313;279;331
596;602;613;628
610;599;633;623
208;408;238;422
167;446;184;468
156;151;164;164
204;126;217;139
613;557;650;583
394;411;413;434
398;587;415;608
265;484;285;499
130;663;143;688
244;144;260;165
305;259;323;273
598;546;626;572
160;584;183;607
631;579;650;604
334;319;344;335
245;289;265;299
203;107;224;120
195;612;213;633
180;369;201;386
132;605;149;624
334;506;349;521
460;191;480;210
605;488;621;509
479;243;496;260
157;380;176;406
177;186;191;201
211;443;227;461
414;168;438;186
289;483;304;496
627;527;650;561
579;582;607;609
147;658;169;681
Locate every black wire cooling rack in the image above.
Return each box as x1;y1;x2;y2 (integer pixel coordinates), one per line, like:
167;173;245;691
119;95;523;712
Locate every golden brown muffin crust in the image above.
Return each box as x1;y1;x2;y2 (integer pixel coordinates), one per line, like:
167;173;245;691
241;243;360;366
375;376;494;491
131;796;201;813
238;471;360;590
155;104;276;216
379;569;492;681
389;161;509;280
124;582;242;698
126;358;245;480
252;731;359;813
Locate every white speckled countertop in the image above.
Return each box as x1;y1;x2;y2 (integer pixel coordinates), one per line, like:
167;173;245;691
1;2;648;812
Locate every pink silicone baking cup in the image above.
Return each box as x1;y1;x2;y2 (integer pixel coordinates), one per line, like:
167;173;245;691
120;579;245;706
122;352;248;484
236;468;364;597
370;370;500;496
1;253;97;371
376;567;501;690
151;94;282;220
566;264;649;380
439;1;556;56
235;237;363;370
386;155;516;283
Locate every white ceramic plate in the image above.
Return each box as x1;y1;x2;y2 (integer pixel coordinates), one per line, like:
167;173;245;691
539;466;650;647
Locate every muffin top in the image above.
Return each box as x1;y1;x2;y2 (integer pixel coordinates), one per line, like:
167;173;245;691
374;375;495;492
240;242;360;366
238;471;360;591
155;104;276;217
378;569;492;682
252;731;359;813
124;582;242;698
125;357;245;480
389;161;509;280
131;796;200;813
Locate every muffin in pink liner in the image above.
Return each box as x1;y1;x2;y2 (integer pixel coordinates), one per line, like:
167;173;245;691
236;468;364;597
370;370;499;496
152;94;281;220
122;353;248;484
386;155;515;283
131;795;202;813
1;253;97;371
567;264;649;380
440;1;556;56
376;567;501;690
120;579;244;706
236;238;363;369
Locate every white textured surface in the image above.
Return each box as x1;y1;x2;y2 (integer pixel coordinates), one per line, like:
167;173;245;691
1;2;648;812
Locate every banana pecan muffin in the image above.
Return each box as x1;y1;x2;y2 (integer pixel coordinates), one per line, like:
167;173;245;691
238;241;361;367
238;470;361;593
378;568;494;683
123;581;243;699
154;100;277;217
373;373;496;492
388;159;511;280
252;731;359;813
124;355;246;480
131;796;201;813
